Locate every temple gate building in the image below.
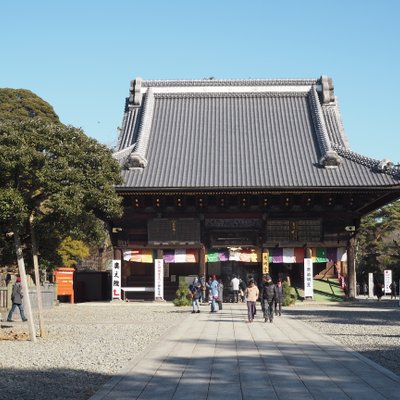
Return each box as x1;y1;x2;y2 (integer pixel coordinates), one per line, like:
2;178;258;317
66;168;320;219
112;76;400;301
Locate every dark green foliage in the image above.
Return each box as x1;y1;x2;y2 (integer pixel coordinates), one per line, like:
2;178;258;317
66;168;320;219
173;281;192;306
0;88;60;124
282;281;296;306
357;200;400;282
0;103;123;269
0;187;28;227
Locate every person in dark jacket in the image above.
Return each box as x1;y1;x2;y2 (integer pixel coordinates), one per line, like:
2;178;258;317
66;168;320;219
274;279;283;316
260;274;276;323
374;282;383;301
239;278;247;303
7;277;27;322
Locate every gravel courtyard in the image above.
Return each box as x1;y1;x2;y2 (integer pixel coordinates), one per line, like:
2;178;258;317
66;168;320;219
0;299;399;400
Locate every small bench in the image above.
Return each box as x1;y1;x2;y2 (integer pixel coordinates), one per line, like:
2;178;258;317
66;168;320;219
121;287;155;301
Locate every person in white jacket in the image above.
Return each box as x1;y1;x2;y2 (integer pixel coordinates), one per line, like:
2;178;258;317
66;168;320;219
231;275;240;303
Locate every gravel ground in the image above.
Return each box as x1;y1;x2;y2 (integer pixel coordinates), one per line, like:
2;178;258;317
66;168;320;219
0;299;399;400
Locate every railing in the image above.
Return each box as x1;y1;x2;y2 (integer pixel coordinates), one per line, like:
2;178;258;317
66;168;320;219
0;287;9;309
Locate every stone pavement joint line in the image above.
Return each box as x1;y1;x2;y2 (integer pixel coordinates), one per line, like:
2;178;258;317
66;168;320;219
90;304;400;400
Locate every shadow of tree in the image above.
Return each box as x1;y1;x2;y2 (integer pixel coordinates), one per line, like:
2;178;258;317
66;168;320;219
285;302;400;326
0;368;112;400
90;338;400;400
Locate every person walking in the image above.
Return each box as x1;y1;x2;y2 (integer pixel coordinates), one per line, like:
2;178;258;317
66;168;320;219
274;279;283;316
189;280;201;313
231;275;240;303
7;277;27;322
389;281;397;299
208;275;219;312
374;282;383;301
217;279;224;311
199;275;207;304
239;278;247;303
244;279;259;322
363;282;368;296
260;274;276;323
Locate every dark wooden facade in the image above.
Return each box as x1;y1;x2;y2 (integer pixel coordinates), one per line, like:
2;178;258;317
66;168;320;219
111;188;400;300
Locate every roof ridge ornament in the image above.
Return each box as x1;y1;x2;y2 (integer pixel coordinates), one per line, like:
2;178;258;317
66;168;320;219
319;75;335;104
129;77;143;106
332;144;399;177
125;88;155;169
141;78;319;88
309;85;341;168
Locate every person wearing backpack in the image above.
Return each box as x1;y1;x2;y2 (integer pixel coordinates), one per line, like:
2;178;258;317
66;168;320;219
189;280;202;314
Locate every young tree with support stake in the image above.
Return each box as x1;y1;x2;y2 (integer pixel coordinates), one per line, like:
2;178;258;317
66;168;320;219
0;91;123;341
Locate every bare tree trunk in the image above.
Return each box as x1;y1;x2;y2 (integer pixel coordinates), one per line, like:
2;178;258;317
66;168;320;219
13;229;36;342
347;237;356;299
29;214;46;337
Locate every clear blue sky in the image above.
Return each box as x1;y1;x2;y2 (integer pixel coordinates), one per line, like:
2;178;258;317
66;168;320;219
1;0;399;163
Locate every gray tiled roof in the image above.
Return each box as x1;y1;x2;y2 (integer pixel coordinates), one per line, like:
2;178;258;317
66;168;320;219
114;77;400;190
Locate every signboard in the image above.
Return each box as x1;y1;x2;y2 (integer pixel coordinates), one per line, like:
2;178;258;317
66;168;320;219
304;258;313;298
262;251;269;274
154;259;164;300
164;263;170;278
384;270;392;295
54;267;75;303
112;260;121;300
148;218;200;244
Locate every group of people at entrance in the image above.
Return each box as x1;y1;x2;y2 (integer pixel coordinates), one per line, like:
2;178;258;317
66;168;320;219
188;274;284;323
245;275;283;323
189;275;224;313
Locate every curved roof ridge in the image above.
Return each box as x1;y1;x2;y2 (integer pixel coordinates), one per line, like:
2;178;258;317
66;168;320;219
142;78;318;88
308;86;341;168
332;143;399;177
125;89;155;169
329;98;350;148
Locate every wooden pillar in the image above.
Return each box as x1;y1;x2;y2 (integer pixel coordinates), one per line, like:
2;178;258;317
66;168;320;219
347;238;356;299
199;245;206;279
113;247;122;261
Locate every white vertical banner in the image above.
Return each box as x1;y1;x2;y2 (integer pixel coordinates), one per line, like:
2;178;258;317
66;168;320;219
112;259;121;300
384;270;392;295
368;273;374;298
154;259;164;300
304;258;313;298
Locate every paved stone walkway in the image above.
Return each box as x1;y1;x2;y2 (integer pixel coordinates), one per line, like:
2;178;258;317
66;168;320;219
90;303;400;400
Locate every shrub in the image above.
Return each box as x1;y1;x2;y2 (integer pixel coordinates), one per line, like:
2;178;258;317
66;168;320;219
173;280;192;306
282;281;297;306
